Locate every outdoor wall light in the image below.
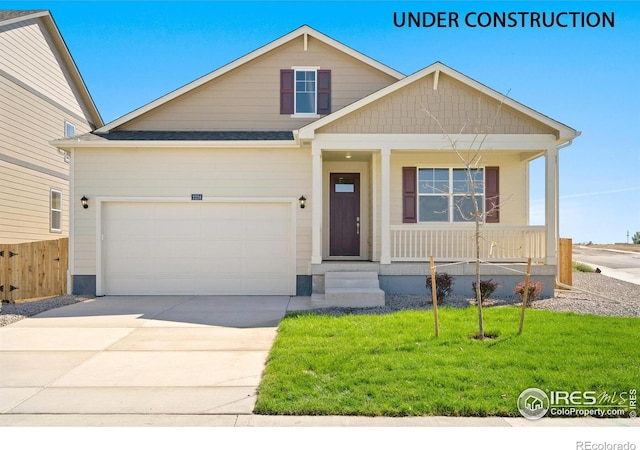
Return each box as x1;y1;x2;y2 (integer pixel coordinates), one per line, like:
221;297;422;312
81;196;89;209
345;152;352;159
299;195;306;209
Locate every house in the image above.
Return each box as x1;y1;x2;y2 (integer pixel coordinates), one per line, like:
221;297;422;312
525;396;544;411
0;10;103;244
53;25;579;303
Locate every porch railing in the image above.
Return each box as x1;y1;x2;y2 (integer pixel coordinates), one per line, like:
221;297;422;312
390;225;546;262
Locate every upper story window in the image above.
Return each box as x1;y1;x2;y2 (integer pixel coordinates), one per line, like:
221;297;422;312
295;70;316;114
65;121;75;137
280;68;331;116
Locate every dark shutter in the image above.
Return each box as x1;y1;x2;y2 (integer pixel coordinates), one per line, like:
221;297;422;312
317;70;331;115
485;166;500;223
280;69;294;114
402;167;417;223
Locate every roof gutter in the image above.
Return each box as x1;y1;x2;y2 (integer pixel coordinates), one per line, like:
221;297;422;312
50;139;302;151
554;130;581;285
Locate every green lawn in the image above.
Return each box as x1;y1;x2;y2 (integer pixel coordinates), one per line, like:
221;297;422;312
255;307;639;417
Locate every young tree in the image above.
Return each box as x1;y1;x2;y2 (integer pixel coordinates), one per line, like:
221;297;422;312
422;95;506;340
633;231;640;245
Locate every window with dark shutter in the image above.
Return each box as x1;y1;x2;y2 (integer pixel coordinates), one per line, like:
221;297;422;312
280;69;294;114
402;167;417;223
485;166;500;223
317;70;331;115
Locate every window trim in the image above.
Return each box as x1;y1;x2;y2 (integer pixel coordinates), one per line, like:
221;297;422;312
64;121;75;138
291;66;320;116
417;167;485;223
50;188;63;233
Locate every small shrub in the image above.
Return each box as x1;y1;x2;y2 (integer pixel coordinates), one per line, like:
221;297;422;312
572;261;595;273
472;279;500;304
425;272;454;303
514;281;544;306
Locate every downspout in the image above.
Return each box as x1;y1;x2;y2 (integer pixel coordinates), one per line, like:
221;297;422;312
554;132;581;291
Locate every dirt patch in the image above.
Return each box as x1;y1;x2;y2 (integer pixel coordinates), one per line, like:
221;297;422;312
576;244;640;253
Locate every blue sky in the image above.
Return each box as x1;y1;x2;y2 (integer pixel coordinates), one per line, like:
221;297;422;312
6;0;639;244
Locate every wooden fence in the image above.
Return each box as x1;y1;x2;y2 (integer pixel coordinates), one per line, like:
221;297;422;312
0;238;68;302
557;237;572;288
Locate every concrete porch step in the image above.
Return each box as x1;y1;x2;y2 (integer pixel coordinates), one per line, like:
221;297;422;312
312;272;385;308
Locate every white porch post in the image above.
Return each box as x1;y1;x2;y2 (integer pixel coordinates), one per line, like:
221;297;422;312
380;147;391;264
311;142;323;264
545;145;558;265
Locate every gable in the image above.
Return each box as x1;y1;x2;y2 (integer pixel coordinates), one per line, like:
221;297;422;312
317;72;558;136
116;34;399;132
0;15;91;123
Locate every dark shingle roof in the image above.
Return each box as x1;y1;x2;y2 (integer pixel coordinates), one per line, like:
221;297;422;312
72;130;295;142
0;10;46;22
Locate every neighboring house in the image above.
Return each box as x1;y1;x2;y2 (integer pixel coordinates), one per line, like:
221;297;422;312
0;10;102;244
53;25;579;301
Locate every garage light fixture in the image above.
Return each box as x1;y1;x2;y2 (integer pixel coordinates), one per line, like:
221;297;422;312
81;196;89;209
299;195;306;209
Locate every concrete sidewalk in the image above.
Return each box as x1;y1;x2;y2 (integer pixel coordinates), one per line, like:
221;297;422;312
0;413;637;427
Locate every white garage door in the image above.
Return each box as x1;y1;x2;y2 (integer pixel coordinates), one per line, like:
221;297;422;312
101;201;294;295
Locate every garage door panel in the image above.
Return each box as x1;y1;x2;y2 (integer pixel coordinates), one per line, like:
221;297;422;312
246;242;290;258
102;201;293;295
198;240;242;256
199;258;244;275
198;277;244;294
245;259;291;276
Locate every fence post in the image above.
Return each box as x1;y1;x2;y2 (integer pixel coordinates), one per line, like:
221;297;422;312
557;238;573;288
430;256;439;338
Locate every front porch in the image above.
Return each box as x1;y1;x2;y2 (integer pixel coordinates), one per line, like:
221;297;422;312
307;134;560;268
390;224;546;262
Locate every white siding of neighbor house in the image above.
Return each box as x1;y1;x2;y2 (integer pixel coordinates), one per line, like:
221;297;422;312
71;147;312;275
0;17;88;118
117;35;399;132
0;30;92;243
0;159;69;241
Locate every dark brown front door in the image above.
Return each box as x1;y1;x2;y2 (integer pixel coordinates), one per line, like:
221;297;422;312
330;173;360;256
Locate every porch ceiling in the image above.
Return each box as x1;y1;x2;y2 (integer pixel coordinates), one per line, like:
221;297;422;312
322;150;372;162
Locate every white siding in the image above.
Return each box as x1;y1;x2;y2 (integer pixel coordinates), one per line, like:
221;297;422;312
0;76;91;243
0;17;86;117
72;147;312;276
119;35;398;132
0;160;69;242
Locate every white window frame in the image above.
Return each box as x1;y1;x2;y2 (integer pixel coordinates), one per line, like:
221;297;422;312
417;167;485;223
50;188;62;233
291;66;320;118
65;121;75;138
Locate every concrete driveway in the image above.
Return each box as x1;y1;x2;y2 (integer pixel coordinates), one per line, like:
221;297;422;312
0;295;303;416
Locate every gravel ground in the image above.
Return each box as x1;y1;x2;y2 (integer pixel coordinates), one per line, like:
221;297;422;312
1;273;638;327
313;272;640;318
0;295;93;327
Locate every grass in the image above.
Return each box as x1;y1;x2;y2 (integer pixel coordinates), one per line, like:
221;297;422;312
255;307;639;417
572;261;596;272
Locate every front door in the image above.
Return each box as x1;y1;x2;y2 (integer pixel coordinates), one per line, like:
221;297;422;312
330;173;360;256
